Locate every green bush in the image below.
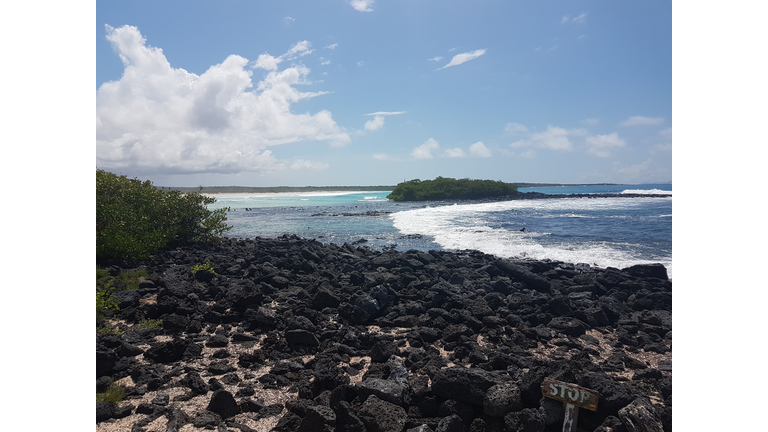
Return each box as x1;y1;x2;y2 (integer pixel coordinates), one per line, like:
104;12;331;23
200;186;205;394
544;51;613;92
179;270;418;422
96;279;120;319
192;261;217;275
97;169;231;260
387;177;518;201
96;382;127;405
135;319;163;330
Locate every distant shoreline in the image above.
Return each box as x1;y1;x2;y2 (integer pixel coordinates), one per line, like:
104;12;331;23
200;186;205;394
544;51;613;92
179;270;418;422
157;182;666;194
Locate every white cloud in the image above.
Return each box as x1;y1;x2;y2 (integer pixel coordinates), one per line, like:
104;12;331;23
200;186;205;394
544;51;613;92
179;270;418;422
411;138;440;159
253;40;314;71
438;49;486;70
621;116;664;126
446;148;466;158
469;141;492;158
511;126;584;151
254;53;281;71
321;60;331;65
285;17;295;22
364;115;385;131
585;133;626;157
284;40;314;59
350;0;374;12
572;13;587;24
365;111;407;116
363;111;405;131
373;153;391;160
357;61;365;66
96;25;349;175
504;122;528;134
325;43;338;49
561;15;570;24
428;56;443;62
583;118;599;125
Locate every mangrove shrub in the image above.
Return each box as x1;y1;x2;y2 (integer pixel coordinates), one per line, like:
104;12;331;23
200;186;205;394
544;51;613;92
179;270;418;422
96;169;231;259
387;177;518;201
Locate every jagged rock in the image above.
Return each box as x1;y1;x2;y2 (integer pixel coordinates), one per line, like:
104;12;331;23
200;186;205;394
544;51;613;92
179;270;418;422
483;382;522;417
618;398;664;432
207;389;240;419
431;367;501;406
357;395;407;432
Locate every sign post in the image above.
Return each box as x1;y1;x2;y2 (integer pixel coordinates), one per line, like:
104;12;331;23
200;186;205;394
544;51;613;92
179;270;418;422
541;378;599;432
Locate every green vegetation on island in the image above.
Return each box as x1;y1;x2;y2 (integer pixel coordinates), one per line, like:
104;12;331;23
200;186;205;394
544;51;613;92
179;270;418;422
97;169;231;260
387;177;518;202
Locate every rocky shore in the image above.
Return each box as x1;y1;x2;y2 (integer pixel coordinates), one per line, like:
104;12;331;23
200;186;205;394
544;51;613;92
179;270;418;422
96;235;671;432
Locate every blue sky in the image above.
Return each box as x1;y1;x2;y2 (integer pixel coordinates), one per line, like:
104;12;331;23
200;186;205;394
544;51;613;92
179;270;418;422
96;0;672;187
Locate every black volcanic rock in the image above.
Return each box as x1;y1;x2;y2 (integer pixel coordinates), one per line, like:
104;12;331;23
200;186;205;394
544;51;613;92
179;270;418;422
95;235;672;431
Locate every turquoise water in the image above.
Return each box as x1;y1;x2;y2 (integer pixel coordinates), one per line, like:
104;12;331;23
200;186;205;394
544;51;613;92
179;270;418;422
206;184;672;276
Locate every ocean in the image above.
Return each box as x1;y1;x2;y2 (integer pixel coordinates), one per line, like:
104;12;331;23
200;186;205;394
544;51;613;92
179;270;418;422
205;183;672;278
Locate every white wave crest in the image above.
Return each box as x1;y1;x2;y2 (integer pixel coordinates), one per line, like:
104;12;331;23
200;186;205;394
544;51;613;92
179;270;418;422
621;189;672;195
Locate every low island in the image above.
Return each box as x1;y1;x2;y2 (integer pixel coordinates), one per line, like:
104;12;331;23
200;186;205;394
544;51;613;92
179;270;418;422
387;177;518;202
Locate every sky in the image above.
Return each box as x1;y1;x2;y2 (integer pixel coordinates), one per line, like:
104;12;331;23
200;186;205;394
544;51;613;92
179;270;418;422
96;0;672;187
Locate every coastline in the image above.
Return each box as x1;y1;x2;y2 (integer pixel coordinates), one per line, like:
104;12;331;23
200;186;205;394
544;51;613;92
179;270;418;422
97;236;672;431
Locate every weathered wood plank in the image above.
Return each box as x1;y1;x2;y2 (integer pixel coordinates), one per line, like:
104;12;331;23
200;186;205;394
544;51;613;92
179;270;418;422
541;379;599;412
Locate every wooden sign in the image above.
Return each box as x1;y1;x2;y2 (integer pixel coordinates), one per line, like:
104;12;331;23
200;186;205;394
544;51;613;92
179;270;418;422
541;379;599;411
541;379;599;432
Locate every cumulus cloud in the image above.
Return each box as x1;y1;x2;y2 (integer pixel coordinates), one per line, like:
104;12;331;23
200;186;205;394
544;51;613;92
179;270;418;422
438;49;486;70
510;126;585;151
325;43;338;49
585;133;626;157
621;116;664;126
411;138;440;159
446;148;466;158
364;116;385;131
504;122;528;134
469;141;492;158
350;0;374;12
363;111;406;131
253;40;315;72
96;25;348;175
428;56;443;62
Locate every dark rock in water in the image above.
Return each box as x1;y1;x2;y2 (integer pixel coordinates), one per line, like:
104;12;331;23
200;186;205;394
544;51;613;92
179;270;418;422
623;263;668;280
357;395;407;432
431;367;501;406
207;389;240;419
